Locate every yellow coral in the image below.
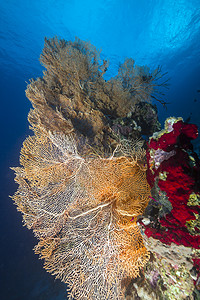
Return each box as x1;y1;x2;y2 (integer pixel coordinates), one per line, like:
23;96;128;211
187;193;200;206
12;128;150;299
186;213;200;236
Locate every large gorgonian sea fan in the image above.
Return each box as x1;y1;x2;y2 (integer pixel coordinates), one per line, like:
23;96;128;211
12;128;151;299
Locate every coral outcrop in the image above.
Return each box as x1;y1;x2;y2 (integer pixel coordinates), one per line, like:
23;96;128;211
140;117;200;293
12;36;200;299
11;37;167;299
144;117;200;247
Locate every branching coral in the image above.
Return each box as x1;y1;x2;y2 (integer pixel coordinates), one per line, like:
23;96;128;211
11;37;166;299
26;37;167;153
12;128;150;299
12;36;200;298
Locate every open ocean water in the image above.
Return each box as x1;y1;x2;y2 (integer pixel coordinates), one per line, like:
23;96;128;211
0;1;200;299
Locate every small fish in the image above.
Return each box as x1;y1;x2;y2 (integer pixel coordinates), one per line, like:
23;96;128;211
185;114;192;123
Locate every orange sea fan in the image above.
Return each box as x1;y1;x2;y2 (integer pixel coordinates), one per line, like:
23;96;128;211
12;128;151;299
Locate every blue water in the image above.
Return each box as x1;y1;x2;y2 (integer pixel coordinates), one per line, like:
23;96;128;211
0;1;200;299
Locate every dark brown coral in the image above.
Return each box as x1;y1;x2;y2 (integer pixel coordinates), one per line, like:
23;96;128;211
26;37;166;154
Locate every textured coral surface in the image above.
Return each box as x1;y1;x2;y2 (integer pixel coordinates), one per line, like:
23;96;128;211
145;118;200;248
12;128;151;299
11;37;166;299
142;117;200;294
12;36;200;299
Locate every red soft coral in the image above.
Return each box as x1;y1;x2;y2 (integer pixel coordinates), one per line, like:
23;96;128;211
144;117;200;250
